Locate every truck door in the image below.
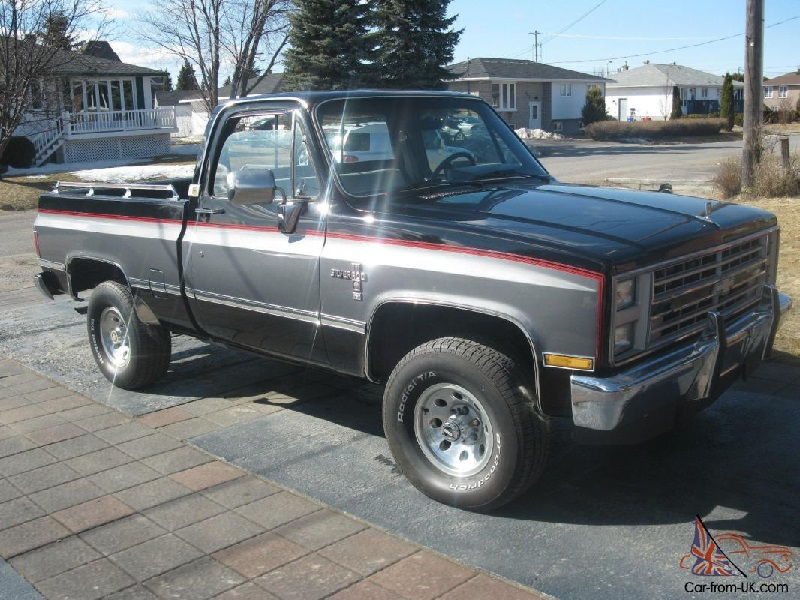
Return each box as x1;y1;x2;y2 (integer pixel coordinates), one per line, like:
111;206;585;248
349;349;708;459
182;105;327;363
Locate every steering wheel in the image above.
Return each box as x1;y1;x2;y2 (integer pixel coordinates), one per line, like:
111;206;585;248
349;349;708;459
430;151;477;181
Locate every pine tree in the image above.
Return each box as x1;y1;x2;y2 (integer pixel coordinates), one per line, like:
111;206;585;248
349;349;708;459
42;11;74;51
581;87;608;126
176;60;199;91
720;73;734;131
670;85;682;120
283;0;373;91
372;0;462;89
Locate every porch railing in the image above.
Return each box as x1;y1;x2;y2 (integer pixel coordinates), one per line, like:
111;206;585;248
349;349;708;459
63;107;177;136
29;120;64;158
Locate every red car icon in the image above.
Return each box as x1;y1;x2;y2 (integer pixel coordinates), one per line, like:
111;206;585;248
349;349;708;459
680;532;794;578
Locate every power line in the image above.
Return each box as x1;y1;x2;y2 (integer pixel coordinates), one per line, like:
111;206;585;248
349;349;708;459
548;14;799;65
544;0;609;44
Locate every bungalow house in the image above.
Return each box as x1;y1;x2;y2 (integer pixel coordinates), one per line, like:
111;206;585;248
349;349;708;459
155;74;284;138
763;71;800;112
445;58;607;134
15;42;177;166
605;63;744;121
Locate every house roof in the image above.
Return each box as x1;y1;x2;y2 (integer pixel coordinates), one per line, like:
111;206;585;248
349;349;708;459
52;49;165;77
158;73;285;106
607;63;735;88
448;58;606;82
764;72;800;86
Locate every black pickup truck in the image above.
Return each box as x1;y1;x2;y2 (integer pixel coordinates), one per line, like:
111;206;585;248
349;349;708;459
33;91;792;510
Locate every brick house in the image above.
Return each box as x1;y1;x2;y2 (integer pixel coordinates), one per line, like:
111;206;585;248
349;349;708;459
763;72;800;113
446;58;607;134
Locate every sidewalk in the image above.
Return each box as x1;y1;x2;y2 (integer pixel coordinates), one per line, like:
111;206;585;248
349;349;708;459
0;358;547;600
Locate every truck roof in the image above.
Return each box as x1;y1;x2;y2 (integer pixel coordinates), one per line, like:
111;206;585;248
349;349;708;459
221;89;478;109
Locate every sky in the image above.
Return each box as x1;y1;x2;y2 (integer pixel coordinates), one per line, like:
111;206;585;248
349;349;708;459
104;0;800;81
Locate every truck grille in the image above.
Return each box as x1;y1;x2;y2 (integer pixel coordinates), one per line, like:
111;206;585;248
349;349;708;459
648;234;770;346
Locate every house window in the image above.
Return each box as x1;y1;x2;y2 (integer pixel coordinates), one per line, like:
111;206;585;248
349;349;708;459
492;82;516;110
560;84;572;97
701;87;709;98
587;83;598;90
764;86;773;99
778;85;788;98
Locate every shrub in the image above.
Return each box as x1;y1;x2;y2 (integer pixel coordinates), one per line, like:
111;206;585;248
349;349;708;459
0;137;36;168
670;85;682;120
584;118;724;140
713;152;800;198
720;73;735;131
734;113;744;127
581;87;609;126
713;158;741;198
686;112;719;118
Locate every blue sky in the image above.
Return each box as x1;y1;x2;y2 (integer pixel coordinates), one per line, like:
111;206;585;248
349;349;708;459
106;0;799;80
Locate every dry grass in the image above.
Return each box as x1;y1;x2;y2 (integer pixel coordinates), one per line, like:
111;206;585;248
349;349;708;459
713;152;800;200
735;196;800;362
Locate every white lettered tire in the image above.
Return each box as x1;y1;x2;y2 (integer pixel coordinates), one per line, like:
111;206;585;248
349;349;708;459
382;337;549;511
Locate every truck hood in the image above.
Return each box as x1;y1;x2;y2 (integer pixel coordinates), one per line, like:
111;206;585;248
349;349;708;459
391;181;777;272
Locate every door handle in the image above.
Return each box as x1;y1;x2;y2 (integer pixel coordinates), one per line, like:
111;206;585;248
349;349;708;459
195;207;225;216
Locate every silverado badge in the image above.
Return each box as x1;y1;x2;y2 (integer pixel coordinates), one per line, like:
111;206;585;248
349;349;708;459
331;263;367;301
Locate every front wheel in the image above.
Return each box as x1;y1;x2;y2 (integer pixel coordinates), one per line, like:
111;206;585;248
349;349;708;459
382;337;549;511
87;281;171;390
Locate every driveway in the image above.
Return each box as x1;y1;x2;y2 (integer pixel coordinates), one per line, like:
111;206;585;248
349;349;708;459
2;181;799;598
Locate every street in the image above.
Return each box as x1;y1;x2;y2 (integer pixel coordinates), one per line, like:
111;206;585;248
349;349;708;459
1;142;799;599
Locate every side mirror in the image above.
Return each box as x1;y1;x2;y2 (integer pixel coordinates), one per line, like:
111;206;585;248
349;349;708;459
228;165;276;206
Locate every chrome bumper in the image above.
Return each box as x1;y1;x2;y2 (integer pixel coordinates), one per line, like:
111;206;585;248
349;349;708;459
570;288;792;435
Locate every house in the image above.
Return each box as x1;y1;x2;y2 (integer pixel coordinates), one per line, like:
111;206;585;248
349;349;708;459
15;42;176;166
763;71;800;112
605;63;744;121
156;74;285;138
446;58;607;134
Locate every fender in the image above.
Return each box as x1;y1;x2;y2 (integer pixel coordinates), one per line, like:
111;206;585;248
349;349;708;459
364;296;544;401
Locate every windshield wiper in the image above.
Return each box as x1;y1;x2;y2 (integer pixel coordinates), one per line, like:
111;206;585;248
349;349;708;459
469;170;550;182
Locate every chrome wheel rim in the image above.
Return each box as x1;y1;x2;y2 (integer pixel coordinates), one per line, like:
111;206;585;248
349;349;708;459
413;383;494;477
99;307;130;369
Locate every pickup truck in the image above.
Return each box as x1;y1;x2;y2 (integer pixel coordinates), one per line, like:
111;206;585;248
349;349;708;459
33;91;792;511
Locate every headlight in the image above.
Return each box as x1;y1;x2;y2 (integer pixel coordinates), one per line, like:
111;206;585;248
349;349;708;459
614;323;634;354
615;278;636;310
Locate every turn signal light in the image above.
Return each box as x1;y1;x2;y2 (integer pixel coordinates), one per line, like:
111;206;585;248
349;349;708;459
544;354;594;370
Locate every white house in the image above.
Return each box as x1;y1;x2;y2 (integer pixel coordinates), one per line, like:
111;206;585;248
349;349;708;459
446;58;607;134
14;42;177;167
605;63;744;121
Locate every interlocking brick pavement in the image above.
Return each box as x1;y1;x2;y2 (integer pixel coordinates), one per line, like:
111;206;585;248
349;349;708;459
0;359;548;599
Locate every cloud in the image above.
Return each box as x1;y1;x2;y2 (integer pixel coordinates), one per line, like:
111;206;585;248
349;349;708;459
110;40;181;72
103;8;130;20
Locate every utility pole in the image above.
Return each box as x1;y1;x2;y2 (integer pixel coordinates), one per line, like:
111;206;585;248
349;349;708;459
742;0;764;188
529;30;542;62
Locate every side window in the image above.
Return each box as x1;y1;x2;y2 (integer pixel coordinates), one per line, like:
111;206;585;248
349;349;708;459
212;111;293;198
293;122;320;198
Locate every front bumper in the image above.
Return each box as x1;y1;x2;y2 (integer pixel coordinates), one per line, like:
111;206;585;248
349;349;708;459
570;287;792;443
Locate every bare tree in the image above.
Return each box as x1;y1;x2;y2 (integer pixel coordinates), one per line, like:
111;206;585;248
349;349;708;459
141;0;291;113
222;0;291;99
0;0;107;157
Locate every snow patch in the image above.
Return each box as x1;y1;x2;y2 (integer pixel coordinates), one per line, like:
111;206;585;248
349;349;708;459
72;163;194;183
515;128;564;140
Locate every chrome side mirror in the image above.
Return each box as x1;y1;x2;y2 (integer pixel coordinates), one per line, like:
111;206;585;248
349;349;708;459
228;166;276;206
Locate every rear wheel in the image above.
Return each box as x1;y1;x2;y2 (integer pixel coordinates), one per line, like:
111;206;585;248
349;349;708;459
87;281;171;390
382;337;549;511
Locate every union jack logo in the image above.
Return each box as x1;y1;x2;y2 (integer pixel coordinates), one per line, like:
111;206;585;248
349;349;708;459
689;516;743;577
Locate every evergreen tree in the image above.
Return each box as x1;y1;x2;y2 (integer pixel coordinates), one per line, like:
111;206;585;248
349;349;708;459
283;0;373;91
720;73;734;131
670;85;682;119
372;0;462;89
581;86;608;126
42;11;74;51
176;60;199;91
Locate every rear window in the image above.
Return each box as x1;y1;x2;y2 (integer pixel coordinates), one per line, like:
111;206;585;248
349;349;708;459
344;132;370;152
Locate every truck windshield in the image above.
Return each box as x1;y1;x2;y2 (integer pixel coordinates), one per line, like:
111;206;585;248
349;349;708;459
315;96;548;198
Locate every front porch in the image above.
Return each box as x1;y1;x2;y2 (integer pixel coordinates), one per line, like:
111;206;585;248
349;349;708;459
27;107;177;166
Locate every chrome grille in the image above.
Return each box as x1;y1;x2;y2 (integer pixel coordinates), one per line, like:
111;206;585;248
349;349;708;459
649;234;770;346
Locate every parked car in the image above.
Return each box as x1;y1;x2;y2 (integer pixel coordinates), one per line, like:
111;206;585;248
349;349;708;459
33;90;792;511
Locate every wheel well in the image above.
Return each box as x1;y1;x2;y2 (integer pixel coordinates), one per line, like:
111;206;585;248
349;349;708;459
67;258;127;297
367;303;535;383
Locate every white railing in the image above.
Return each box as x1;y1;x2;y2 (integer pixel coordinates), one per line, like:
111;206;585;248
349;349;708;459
29;120;64;158
63;107;177;136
